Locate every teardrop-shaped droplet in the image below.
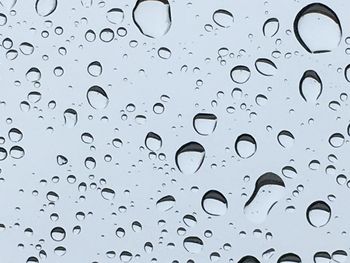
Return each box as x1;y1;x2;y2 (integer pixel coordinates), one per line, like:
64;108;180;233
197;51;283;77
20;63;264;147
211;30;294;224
193;113;217;136
35;0;58;17
63;108;78;128
244;172;285;224
255;58;277;76
263;18;279;37
230;65;251;84
294;3;342;53
306;200;331;227
183;236;203;254
235;134;257;159
299;70;322;102
156;195;175;211
277;130;295;148
212;9;234;28
87;86;109;109
145;132;162;151
201;190;228;216
175;142;205;174
133;0;171;38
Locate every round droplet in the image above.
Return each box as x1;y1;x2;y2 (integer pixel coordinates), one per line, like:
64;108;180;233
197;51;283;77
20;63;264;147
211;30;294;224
306;200;331;227
106;8;124;24
175;142;205;174
314;252;331;263
329;133;344;148
145;132;162;151
35;0;57;17
294;3;342;53
8;128;23;142
87;61;102;77
277;130;295;148
230;66;251;84
0;147;7;161
263;18;279;37
299;70;322;102
133;0;171;38
50;227;66;241
10;146;24;159
235;134;257;159
87;86;109;109
201;190;228;216
212;9;233;28
158;47;171;59
183;236;203;254
193;113;217;136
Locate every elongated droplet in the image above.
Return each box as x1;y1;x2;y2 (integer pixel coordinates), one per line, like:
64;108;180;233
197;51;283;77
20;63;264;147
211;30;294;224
175;142;205;174
294;3;342;53
263;18;279;37
235;134;257;159
35;0;58;17
63;108;77;128
255;58;277;76
212;9;234;28
244;172;285;224
87;86;109;109
133;0;171;38
299;70;322;102
201;190;228;216
306;200;331;227
145;132;162;151
277;130;295;148
193;113;217;136
183;236;203;254
156;195;175;211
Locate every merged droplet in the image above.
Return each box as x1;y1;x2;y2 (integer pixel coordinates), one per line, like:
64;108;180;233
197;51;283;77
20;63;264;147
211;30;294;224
87;86;109;109
175;142;205;174
35;0;58;17
306;200;331;227
244;172;285;224
145;132;162;151
263;18;279;37
235;134;257;159
193;113;217;136
255;58;277;76
294;3;342;53
277;130;295;148
201;190;228;216
212;9;234;28
133;0;171;38
230;66;251;84
299;70;322;102
183;236;203;254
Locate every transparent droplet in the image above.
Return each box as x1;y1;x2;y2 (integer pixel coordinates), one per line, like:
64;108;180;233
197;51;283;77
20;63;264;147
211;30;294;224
101;188;115;200
329;133;345;148
263;18;279;37
277;130;295;148
183;236;203;254
230;65;251;84
87;61;102;77
212;9;234;28
50;227;66;241
193;113;217;136
87;86;109;109
235;134;257;159
156;195;175;211
299;70;322;102
106;8;124;24
175;142;205;174
255;58;277;76
35;0;58;17
278;253;301;263
63;109;78;127
201;190;228;216
306;200;331;227
145;132;162;151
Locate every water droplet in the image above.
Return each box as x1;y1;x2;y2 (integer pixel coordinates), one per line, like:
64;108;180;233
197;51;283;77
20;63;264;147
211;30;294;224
156;195;175;211
183;236;203;254
244;172;285;224
133;0;171;38
238;256;260;263
278;253;301;263
175;142;205;174
255;58;277;76
145;132;162;151
50;227;66;241
299;70;322;102
314;252;331;263
306;200;331;227
8;128;23;142
35;0;58;17
106;8;124;24
201;190;228;216
10;146;24;159
329;133;345;148
101;188;115;200
193;113;217;136
87;61;102;77
294;3;342;53
263;18;279;37
87;86;109;109
230;66;251;84
235;134;257;159
63;109;78;127
277;130;295;148
212;9;234;28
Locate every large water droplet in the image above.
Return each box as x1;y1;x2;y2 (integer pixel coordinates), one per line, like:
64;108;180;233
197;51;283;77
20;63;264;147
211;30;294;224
299;70;322;102
175;142;205;174
35;0;58;17
306;200;331;227
201;190;228;216
145;132;162;151
193;113;217;136
238;256;260;263
133;0;171;38
235;134;257;159
183;236;203;254
294;3;342;53
244;172;285;224
87;86;109;109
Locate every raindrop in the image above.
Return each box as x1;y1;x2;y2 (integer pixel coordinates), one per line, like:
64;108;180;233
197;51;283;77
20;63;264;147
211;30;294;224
35;0;58;17
87;61;102;77
8;128;23;142
329;133;345;148
158;47;171;59
299;70;322;102
238;256;260;263
50;227;66;241
235;134;257;159
101;188;115;200
63;109;78;128
106;8;124;24
263;18;279;37
294;3;342;53
193;113;217;136
0;147;7;161
230;65;251;84
145;132;162;151
175;142;205;174
10;146;24;159
212;9;234;28
156;195;175;211
255;58;277;76
87;86;109;109
278;253;301;263
201;190;228;216
314;252;331;263
306;200;331;227
183;236;203;254
133;0;171;38
277;130;295;148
